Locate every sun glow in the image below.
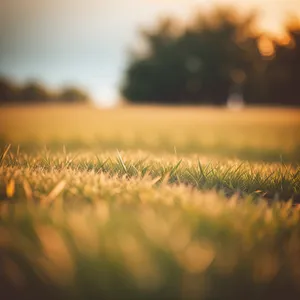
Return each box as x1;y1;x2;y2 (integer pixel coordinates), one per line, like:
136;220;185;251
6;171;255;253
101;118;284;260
258;36;275;57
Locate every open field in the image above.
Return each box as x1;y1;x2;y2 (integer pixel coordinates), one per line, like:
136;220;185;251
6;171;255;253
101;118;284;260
0;105;300;299
1;105;300;162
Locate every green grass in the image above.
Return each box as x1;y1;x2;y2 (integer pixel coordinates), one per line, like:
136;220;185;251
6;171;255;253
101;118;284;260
1;147;299;202
0;105;300;299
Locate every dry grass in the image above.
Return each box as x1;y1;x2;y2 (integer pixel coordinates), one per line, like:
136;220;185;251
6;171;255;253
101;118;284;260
0;105;300;299
1;105;299;161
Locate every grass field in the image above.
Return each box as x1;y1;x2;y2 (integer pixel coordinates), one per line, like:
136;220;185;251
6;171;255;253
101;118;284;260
1;105;300;161
0;105;300;299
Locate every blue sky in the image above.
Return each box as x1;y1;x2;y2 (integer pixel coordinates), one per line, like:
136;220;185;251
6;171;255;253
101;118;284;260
0;0;299;105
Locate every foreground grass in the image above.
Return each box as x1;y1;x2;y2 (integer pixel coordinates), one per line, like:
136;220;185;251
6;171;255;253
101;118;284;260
1;146;300;299
1;147;299;201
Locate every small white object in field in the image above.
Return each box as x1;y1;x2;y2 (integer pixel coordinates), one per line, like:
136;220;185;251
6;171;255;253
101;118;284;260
227;93;245;111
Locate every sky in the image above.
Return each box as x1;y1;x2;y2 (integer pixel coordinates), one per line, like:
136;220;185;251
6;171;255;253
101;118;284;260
0;0;300;106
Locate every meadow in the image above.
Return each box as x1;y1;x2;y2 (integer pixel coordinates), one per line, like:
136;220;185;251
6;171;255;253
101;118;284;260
0;105;300;300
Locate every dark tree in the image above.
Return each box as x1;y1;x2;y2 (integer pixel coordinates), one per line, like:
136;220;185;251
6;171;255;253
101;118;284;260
122;19;183;104
0;77;19;104
0;78;91;105
121;8;259;105
58;87;89;103
265;22;300;106
122;8;300;106
20;82;51;103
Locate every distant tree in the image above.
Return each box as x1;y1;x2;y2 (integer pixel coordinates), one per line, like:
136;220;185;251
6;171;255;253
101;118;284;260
0;78;92;105
265;21;300;105
20;82;51;103
122;8;260;105
122;19;181;104
0;77;19;104
58;87;89;103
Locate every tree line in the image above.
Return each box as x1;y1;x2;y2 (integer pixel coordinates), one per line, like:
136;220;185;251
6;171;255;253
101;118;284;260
0;78;90;105
121;8;300;106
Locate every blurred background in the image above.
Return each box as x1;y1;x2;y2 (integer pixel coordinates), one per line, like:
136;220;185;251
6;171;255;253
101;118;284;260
1;0;300;163
0;0;300;107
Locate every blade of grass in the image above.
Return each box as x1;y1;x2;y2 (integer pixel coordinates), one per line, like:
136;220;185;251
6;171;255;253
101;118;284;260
41;180;66;207
0;144;11;166
116;150;127;173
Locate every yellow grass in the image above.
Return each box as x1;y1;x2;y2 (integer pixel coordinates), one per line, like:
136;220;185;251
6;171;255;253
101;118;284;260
1;104;300;299
0;104;299;161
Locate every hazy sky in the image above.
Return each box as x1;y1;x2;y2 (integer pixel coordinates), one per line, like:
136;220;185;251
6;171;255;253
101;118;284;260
0;0;299;105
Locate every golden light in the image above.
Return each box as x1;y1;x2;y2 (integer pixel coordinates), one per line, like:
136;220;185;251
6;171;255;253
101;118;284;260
277;34;296;49
258;36;275;57
279;34;292;46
